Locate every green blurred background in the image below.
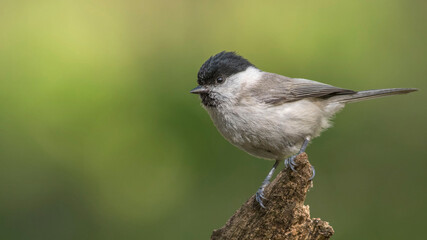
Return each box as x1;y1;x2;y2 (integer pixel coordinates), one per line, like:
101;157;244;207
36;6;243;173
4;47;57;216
0;0;426;239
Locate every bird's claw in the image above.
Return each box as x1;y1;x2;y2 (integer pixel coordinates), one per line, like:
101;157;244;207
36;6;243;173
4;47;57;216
284;155;298;171
255;187;267;208
285;155;316;181
309;165;316;180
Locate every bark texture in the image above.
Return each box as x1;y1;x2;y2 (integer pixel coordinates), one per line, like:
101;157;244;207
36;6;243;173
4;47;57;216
211;153;333;240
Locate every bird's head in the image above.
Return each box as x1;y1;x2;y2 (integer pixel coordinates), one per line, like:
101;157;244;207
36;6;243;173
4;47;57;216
191;51;258;107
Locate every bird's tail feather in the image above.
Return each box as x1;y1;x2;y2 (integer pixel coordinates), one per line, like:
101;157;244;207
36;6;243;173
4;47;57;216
329;88;418;103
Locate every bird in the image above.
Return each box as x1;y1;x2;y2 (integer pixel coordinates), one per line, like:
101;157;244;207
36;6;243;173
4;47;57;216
190;51;417;208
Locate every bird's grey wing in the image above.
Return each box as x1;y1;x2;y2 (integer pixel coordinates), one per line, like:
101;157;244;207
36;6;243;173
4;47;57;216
250;73;356;105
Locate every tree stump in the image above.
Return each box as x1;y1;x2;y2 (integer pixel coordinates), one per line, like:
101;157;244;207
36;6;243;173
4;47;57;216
211;153;334;240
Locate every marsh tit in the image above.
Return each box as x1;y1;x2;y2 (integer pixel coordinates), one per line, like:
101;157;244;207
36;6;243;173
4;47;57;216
190;51;417;208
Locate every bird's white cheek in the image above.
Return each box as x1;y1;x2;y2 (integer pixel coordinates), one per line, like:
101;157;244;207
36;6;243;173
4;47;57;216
220;83;240;98
221;68;262;98
229;66;263;87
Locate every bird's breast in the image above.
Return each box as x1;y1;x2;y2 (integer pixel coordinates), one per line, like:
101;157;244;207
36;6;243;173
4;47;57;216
204;99;335;160
205;103;292;159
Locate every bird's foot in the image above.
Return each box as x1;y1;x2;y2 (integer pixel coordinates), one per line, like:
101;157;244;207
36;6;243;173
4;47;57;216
284;155;298;171
255;160;279;208
285;155;316;181
255;186;267;208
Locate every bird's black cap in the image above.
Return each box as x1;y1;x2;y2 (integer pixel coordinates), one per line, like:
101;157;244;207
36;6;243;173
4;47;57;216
197;51;255;85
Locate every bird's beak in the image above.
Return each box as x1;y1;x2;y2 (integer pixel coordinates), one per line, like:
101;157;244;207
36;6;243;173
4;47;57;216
190;85;208;94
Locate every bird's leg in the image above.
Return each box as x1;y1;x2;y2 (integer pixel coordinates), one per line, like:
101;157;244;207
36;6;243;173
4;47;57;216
255;159;280;208
284;138;315;179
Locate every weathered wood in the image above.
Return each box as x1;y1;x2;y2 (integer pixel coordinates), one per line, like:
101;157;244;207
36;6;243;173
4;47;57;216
211;153;333;240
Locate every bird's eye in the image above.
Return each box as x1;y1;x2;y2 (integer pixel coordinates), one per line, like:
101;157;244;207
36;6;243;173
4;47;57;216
216;77;224;83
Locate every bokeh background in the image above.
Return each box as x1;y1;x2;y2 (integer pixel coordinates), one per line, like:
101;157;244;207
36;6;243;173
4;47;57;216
1;0;426;239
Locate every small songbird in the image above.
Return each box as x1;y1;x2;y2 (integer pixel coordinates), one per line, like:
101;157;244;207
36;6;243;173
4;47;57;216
190;51;417;208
